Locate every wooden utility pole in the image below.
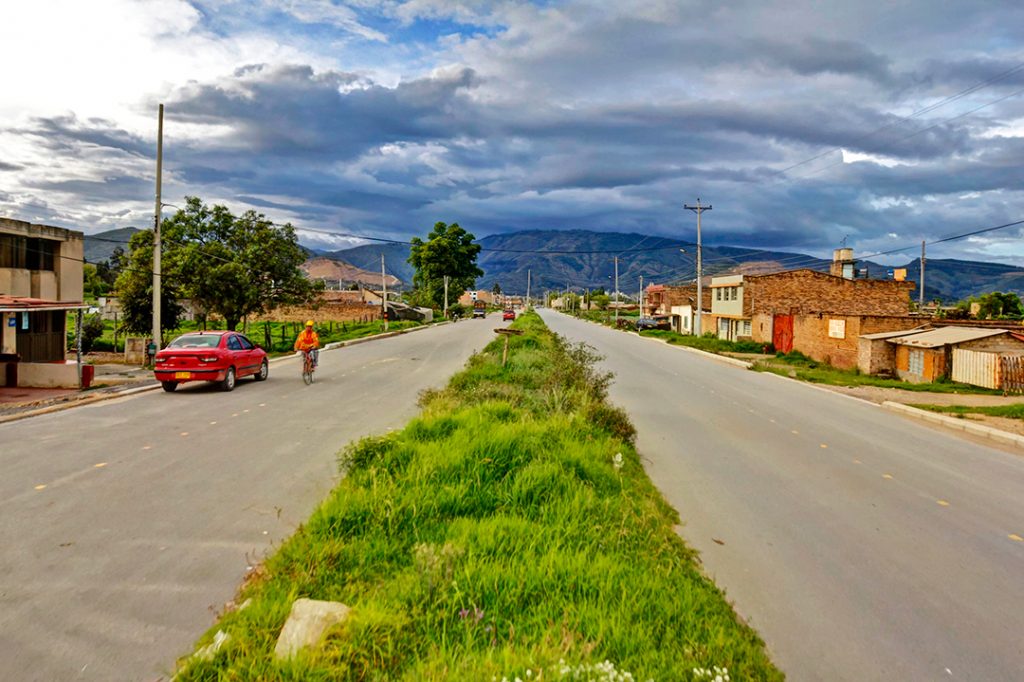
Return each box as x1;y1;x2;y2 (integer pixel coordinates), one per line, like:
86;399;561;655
919;241;926;310
526;269;531;309
151;103;164;362
684;198;711;336
381;253;388;331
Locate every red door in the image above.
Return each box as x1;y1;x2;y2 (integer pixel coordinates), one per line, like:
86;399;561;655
773;314;793;354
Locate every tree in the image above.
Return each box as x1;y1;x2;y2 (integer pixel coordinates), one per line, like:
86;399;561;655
82;264;108;299
408;222;483;309
592;293;611;310
115;197;320;336
975;291;1024;319
492;282;502;296
114;229;185;336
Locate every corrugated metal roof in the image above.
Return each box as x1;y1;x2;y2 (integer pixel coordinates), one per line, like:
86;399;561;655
0;296;88;312
890;326;1011;348
860;326;932;340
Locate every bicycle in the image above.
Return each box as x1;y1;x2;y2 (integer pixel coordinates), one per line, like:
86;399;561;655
301;349;317;385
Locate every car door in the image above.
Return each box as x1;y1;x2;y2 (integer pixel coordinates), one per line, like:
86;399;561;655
226;334;247;375
236;334;259;375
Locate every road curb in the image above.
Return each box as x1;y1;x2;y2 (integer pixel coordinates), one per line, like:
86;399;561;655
0;322;449;425
633;331;754;369
881;401;1024;449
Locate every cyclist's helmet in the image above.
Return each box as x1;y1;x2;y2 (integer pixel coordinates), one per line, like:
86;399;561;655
305;320;314;327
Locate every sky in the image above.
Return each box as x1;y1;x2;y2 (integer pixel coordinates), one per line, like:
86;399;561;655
1;0;1023;266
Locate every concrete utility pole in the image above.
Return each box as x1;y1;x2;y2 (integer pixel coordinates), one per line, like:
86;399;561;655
639;275;644;317
526;269;531;309
614;256;620;325
152;103;164;360
684;198;712;336
381;253;388;331
443;275;449;319
919;241;926;310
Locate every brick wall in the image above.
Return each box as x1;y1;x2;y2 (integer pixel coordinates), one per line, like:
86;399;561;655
792;314;924;369
253;302;381;323
746;270;914;317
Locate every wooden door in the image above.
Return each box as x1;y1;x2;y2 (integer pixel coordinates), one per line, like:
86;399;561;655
773;314;793;354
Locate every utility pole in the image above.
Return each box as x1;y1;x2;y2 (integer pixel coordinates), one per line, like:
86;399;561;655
639;275;644;317
919;240;926;311
684;198;711;336
443;275;449;319
381;253;388;331
526;269;531;309
614;256;620;325
151;103;164;361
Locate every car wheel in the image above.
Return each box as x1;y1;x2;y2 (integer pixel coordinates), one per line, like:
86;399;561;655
161;381;178;392
254;359;269;381
221;367;236;392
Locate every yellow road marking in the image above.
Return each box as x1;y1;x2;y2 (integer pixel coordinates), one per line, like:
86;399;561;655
882;473;894;479
34;484;46;491
1010;534;1023;542
791;430;799;435
142;445;152;450
232;413;239;417
259;403;266;407
180;432;189;437
93;462;107;468
853;459;862;464
937;500;950;507
820;443;828;449
243;409;250;413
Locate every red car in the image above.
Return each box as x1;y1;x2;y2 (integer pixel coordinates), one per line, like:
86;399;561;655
154;331;268;392
503;309;516;321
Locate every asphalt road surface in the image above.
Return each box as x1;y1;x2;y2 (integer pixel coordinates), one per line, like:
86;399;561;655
541;310;1024;682
0;319;497;681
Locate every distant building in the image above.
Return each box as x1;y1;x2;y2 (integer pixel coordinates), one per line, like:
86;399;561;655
1;217;86;387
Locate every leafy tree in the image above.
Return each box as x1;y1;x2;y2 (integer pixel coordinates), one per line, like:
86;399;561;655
96;247;123;289
975;291;1024;319
82;264;108;299
592;293;611;310
79;315;106;354
492;282;501;296
408;222;483;309
114;229;184;336
115;197;319;336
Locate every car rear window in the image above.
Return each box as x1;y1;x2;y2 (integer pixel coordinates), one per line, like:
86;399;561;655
168;334;221;349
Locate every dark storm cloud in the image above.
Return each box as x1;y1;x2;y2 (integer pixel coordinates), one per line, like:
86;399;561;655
0;161;24;171
13;114;151;158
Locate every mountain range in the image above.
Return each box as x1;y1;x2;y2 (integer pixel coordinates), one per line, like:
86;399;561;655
84;227;1024;304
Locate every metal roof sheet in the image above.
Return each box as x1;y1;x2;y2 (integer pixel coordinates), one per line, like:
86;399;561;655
860;326;932;340
889;326;1011;348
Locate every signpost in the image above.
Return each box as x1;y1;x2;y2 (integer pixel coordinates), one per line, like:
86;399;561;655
494;327;524;367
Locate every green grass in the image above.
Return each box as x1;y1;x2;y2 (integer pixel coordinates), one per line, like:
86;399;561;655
754;352;1001;394
640;329;772;355
909;403;1024;419
173;311;782;682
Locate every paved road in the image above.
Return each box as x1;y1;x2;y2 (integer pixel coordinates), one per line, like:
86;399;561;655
541;310;1024;682
0;319;496;681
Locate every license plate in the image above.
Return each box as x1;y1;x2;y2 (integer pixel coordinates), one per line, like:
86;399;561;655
174;372;191;379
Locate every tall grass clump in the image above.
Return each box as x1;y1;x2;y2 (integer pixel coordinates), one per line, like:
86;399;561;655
174;311;783;681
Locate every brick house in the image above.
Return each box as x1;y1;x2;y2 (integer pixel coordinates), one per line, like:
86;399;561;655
644;283;712;334
888;327;1024;383
458;290;495;307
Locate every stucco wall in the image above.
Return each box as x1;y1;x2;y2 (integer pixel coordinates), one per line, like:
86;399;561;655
17;361;79;388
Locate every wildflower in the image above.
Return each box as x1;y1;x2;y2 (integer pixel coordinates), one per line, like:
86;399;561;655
459;608;469;619
613;452;624;470
474;607;485;622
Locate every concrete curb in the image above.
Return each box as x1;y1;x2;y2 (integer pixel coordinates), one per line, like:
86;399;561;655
0;322;449;425
881;401;1024;449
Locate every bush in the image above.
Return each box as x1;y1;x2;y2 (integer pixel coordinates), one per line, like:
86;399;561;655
80;315;106;354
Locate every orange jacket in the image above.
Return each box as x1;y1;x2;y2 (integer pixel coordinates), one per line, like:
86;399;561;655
294;328;320;352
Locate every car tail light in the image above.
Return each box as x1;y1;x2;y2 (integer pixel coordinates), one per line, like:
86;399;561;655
200;356;218;363
155;357;167;364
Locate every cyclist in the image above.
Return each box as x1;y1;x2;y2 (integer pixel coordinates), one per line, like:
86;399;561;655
293;320;321;370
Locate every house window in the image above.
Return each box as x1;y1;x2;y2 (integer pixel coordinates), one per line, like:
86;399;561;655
0;235;56;271
716;288;721;301
742;320;752;336
908;349;924;376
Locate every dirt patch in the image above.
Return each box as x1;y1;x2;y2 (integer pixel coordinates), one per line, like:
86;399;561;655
824;384;1021;408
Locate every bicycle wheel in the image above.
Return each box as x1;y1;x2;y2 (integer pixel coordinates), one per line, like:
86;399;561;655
302;365;313;385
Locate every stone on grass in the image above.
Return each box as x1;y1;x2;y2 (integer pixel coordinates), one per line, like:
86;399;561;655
274;598;350;660
194;630;231;661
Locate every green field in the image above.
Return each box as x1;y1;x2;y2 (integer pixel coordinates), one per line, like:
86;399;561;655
173;311;782;681
909;403;1024;419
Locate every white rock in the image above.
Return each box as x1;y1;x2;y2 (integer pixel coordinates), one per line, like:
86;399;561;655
273;598;350;660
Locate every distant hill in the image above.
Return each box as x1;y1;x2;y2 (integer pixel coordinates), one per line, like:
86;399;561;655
313;228;1024;303
323;242;414;285
83;227;139;263
301;256;401;288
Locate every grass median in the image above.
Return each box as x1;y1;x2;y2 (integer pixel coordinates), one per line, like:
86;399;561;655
174;311;782;681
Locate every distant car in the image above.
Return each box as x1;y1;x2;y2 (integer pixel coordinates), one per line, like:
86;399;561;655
154;331;268;393
636;317;670;331
503;309;516;321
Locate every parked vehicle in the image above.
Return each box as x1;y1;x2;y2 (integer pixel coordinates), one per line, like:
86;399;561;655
635;317;671;331
154;331;268;392
473;301;487;319
503;309;516;321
